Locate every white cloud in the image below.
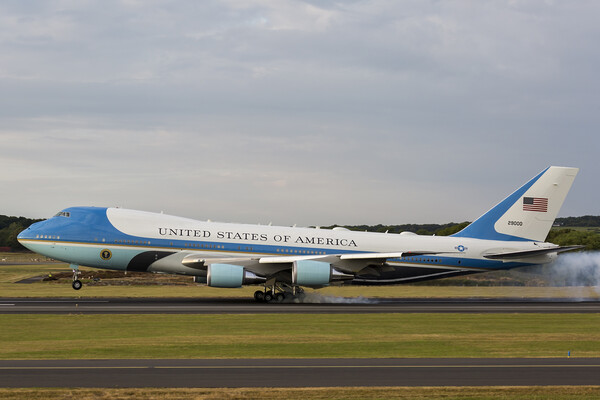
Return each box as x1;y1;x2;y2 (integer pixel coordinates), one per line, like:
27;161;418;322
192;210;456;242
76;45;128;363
0;0;598;223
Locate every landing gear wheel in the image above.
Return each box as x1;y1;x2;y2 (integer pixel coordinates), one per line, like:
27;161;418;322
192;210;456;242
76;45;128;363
254;290;265;302
72;280;82;290
276;293;285;303
264;292;273;303
71;266;81;291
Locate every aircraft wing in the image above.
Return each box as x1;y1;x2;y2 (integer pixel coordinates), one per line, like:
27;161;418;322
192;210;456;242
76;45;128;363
181;250;456;277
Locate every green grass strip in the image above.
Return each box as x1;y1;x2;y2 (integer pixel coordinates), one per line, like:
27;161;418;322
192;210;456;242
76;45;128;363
1;387;600;400
1;282;599;299
1;314;598;359
2;263;600;298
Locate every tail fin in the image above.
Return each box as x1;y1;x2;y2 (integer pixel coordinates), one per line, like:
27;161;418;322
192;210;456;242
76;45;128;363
452;166;579;242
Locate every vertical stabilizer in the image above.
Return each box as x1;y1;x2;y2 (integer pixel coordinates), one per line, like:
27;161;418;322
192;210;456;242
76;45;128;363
452;166;579;242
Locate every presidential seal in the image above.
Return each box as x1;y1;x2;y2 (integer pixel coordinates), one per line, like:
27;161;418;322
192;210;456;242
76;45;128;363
100;249;112;260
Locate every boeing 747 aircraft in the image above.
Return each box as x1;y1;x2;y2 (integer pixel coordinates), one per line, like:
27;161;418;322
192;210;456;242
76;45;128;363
18;166;581;302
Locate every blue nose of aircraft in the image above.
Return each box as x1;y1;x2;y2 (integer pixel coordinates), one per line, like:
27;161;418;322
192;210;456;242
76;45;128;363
18;225;33;241
17;220;46;249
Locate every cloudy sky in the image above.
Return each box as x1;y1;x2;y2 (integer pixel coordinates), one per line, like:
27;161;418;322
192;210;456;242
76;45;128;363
1;0;598;226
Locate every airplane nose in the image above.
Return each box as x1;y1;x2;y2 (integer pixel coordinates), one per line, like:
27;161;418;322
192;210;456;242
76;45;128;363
17;220;44;242
17;227;32;243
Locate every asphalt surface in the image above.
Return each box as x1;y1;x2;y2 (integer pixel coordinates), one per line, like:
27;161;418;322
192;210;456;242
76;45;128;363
1;358;599;387
2;300;599;388
1;297;600;314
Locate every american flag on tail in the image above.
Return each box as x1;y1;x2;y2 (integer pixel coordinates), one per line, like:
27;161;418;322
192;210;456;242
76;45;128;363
523;197;548;212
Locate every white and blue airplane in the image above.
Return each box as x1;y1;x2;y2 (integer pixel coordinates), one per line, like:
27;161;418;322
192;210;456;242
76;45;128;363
18;166;581;302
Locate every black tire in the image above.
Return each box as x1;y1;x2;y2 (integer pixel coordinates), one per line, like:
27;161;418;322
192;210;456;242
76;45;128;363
72;280;82;290
276;293;285;303
264;292;273;303
254;290;265;302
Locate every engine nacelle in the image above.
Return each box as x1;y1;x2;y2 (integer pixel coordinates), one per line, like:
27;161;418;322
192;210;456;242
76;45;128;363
206;264;265;288
292;260;353;286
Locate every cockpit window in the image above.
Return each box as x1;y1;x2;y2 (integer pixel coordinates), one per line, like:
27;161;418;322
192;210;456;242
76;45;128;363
54;211;71;218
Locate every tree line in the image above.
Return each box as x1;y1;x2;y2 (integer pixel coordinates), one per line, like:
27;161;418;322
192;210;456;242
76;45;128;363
326;217;600;250
555;215;600;227
0;215;43;251
323;222;471;236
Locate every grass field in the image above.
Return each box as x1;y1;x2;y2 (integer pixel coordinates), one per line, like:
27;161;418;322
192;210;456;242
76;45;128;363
1;262;599;298
3;282;600;299
2;262;600;398
1;313;598;359
1;387;600;400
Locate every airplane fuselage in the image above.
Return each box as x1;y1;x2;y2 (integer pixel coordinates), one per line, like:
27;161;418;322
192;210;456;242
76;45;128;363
17;166;580;297
18;206;555;284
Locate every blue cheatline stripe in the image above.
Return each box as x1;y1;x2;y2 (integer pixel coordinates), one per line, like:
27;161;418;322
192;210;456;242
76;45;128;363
451;167;549;241
23;237;360;258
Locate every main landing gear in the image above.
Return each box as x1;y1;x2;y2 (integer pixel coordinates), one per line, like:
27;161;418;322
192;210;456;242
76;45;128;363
253;281;304;303
71;264;82;290
253;290;285;303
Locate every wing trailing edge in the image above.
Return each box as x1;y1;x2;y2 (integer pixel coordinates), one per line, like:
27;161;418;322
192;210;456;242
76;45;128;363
181;250;453;268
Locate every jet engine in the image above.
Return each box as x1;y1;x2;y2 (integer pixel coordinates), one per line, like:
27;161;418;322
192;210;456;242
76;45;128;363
292;260;354;286
203;264;265;288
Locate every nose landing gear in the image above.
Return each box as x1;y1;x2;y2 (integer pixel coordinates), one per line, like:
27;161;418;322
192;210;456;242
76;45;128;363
72;279;82;290
71;264;82;290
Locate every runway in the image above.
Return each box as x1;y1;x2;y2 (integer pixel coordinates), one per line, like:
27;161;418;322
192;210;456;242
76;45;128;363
2;300;599;388
0;297;599;314
1;358;599;387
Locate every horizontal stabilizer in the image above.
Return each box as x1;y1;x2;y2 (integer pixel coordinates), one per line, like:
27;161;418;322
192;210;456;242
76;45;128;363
483;245;583;260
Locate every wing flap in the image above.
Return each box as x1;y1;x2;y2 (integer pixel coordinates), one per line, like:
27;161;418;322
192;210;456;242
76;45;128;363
258;254;338;264
339;251;451;260
181;255;262;268
181;254;291;276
